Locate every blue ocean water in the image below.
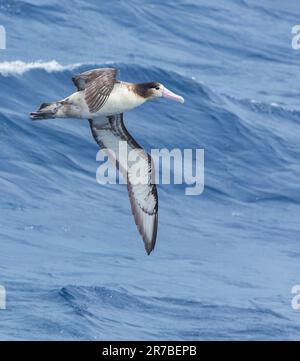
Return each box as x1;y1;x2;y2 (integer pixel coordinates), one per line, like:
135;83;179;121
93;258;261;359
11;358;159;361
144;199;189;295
1;0;300;340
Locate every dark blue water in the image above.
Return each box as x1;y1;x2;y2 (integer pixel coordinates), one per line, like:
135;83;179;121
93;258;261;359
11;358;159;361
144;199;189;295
1;0;300;340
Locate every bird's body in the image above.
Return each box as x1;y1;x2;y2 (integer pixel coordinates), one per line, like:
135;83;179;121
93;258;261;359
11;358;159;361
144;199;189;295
58;82;147;119
30;67;184;255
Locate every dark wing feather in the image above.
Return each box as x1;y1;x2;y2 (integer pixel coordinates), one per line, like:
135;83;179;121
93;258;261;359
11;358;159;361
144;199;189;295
89;114;158;255
72;68;118;113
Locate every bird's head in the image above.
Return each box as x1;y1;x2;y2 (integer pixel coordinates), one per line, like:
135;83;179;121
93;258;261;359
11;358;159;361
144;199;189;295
134;82;184;104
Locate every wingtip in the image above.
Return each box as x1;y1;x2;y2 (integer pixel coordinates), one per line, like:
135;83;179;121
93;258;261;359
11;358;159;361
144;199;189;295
145;247;153;256
144;238;156;255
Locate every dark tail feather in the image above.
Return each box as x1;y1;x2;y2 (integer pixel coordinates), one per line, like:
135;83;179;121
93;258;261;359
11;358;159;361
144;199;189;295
30;102;57;121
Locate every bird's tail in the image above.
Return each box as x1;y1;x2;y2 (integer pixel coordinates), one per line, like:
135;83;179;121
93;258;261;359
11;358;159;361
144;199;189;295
30;102;58;121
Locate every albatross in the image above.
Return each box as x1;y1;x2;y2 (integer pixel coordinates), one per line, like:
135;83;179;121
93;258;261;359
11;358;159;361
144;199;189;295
30;67;184;255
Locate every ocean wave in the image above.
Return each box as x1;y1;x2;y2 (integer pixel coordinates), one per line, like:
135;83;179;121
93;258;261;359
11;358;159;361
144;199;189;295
55;285;295;340
1;59;298;204
0;60;81;76
1;59;297;118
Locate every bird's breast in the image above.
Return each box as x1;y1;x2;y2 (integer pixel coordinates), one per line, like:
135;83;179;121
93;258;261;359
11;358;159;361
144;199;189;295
94;83;146;116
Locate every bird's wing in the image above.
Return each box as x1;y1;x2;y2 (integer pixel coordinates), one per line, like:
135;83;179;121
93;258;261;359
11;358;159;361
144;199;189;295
72;68;118;113
89;114;158;255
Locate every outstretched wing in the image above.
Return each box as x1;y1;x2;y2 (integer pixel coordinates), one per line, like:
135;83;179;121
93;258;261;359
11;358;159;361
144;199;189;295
72;68;118;113
89;114;158;255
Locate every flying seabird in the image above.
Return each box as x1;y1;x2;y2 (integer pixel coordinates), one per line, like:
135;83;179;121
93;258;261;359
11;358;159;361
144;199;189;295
30;67;184;255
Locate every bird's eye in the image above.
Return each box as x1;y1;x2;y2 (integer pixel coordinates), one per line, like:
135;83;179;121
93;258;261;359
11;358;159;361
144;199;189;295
155;87;160;90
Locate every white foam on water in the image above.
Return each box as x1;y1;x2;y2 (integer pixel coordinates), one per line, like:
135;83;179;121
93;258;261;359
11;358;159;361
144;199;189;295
0;60;82;75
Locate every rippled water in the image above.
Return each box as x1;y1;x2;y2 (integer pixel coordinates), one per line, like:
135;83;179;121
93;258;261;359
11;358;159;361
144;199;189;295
0;0;300;340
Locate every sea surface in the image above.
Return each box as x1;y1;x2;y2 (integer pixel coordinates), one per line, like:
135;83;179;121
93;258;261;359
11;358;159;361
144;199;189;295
0;0;300;340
